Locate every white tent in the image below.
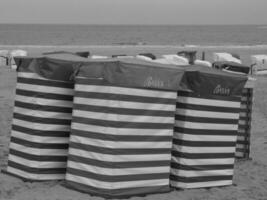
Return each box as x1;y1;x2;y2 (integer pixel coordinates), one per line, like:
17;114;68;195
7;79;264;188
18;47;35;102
251;55;267;74
194;59;212;67
0;50;9;66
9;50;28;70
213;53;242;64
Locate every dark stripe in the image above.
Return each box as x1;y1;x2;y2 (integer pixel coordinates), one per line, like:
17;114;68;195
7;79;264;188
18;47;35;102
68;155;170;169
67;167;169;182
239;116;250;121
11;137;69;149
71;129;172;142
173;139;236;147
75;91;176;105
72;116;174;129
13;113;71;125
171;151;235;159
170;174;233;183
174;127;237;136
15;101;73;113
235;148;246;153
238;124;248;129
70;142;171;155
171;162;234;171
73;103;175;117
17;77;74;89
12;124;70;137
235;140;249;145
16;89;73;101
9;149;67;162
176;102;240;113
8;160;66;174
178;91;241;102
175;115;238;124
64;180;170;199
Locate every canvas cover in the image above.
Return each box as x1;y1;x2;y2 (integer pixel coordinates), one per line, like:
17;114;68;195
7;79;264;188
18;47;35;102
170;67;247;189
213;61;251;75
236;88;253;159
180;66;248;96
5;55;84;180
64;60;187;198
171;91;241;189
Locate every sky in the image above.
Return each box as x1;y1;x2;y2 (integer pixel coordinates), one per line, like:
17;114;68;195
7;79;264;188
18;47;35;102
0;0;267;25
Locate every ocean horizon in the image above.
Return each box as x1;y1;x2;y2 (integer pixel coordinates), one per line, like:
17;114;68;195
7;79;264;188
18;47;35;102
0;24;267;46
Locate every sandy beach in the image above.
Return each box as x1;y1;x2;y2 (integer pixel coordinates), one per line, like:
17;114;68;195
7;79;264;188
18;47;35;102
0;46;267;200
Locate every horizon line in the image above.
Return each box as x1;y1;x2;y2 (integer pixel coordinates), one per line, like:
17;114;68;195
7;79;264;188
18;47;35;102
0;23;266;26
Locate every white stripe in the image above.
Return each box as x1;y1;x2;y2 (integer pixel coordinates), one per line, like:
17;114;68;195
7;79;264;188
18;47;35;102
238;120;246;125
7;166;65;180
240;104;247;109
238;129;245;134
66;174;169;190
176;108;239;119
69;148;171;162
70;135;172;149
8;154;66;168
13;119;71;131
67;161;169;176
11;130;69;144
10;143;68;156
72;110;174;124
71;122;173;136
14;107;72;120
175;120;238;130
241;97;248;101
18;72;73;84
74;97;175;111
75;84;176;99
172;144;236;154
170;180;232;189
16;95;73;107
18;72;45;79
177;96;240;108
174;133;237;142
17;83;74;95
171;168;234;177
172;156;235;165
235;152;244;157
239;112;247;117
237;135;245;141
236;144;246;149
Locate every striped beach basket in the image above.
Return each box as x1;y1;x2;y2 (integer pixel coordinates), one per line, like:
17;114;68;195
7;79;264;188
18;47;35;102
64;59;184;198
170;91;241;189
236;87;253;159
5;57;75;180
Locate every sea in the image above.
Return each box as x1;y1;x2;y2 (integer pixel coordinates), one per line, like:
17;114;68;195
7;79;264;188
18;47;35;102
0;24;267;47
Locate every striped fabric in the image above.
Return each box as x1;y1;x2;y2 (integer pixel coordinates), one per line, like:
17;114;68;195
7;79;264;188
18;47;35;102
236;88;253;159
65;78;177;198
170;91;241;189
6;72;74;180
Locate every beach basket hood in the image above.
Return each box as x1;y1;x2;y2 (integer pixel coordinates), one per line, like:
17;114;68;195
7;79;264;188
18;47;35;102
180;65;248;96
77;58;186;91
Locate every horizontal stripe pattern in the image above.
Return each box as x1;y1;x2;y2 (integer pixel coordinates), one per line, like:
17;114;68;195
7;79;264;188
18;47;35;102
65;78;177;198
236;88;253;159
171;91;240;189
7;72;74;180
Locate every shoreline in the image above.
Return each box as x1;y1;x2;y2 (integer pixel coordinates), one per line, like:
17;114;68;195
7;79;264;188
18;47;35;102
1;44;267;49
